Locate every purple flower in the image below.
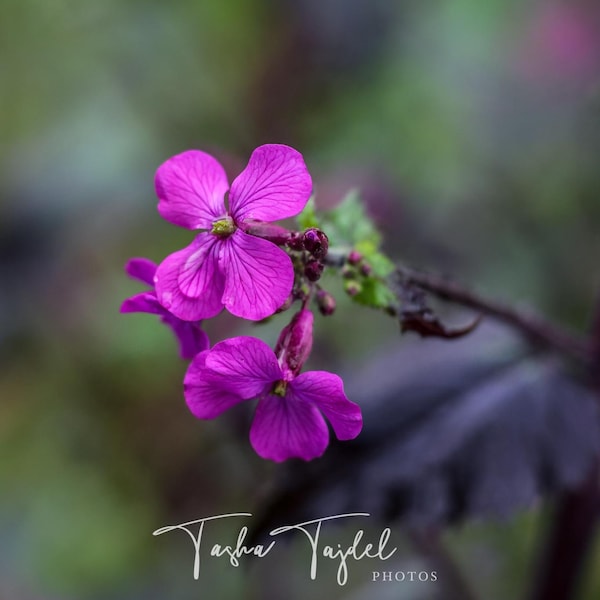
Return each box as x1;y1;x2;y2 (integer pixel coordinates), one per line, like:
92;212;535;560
121;258;209;360
184;336;363;462
153;144;312;321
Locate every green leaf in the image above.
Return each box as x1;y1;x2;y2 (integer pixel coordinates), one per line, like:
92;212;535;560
354;240;395;277
320;189;381;247
318;189;397;310
351;276;397;310
296;196;320;230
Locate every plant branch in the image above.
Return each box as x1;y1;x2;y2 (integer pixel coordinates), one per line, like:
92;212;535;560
396;266;592;364
527;290;600;600
526;465;600;600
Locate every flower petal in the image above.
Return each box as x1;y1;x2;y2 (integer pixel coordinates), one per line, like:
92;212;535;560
125;258;157;286
184;352;246;419
154;235;225;321
289;372;363;441
120;291;164;315
221;230;293;320
229;144;312;222
156;150;229;230
162;316;210;360
204;336;281;398
250;393;329;462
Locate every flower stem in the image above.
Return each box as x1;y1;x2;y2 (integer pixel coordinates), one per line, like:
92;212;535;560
396;266;592;364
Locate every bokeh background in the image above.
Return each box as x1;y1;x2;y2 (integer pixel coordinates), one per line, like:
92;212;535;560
1;0;600;598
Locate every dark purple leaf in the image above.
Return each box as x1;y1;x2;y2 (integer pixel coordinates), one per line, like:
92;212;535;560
254;323;600;534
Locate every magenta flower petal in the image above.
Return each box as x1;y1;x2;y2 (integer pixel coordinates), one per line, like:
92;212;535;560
205;337;282;398
156;150;229;230
120;291;164;315
154;235;225;321
250;393;329;462
121;291;209;358
176;236;222;298
290;372;363;441
184;352;246;418
125;258;157;286
221;230;293;320
229;144;312;222
163;316;210;360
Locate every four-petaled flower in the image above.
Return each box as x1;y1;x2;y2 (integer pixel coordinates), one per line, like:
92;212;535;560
154;144;312;321
184;336;363;462
121;258;209;359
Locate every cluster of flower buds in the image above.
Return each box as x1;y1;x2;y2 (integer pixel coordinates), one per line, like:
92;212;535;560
278;225;337;316
286;227;329;282
302;228;328;282
341;250;373;297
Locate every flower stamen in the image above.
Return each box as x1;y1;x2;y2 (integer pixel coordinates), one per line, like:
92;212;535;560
272;380;287;397
211;216;236;237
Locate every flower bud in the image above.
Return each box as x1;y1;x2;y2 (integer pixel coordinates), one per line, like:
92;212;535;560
287;232;305;251
344;280;362;297
243;219;291;245
316;289;336;316
304;259;325;282
303;228;329;260
347;250;362;265
341;264;356;279
275;309;314;377
360;262;372;276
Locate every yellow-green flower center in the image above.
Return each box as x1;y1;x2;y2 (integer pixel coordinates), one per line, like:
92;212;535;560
211;216;236;237
272;380;287;397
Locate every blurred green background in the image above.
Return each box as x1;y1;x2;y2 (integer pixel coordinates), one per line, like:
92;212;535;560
1;0;600;598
